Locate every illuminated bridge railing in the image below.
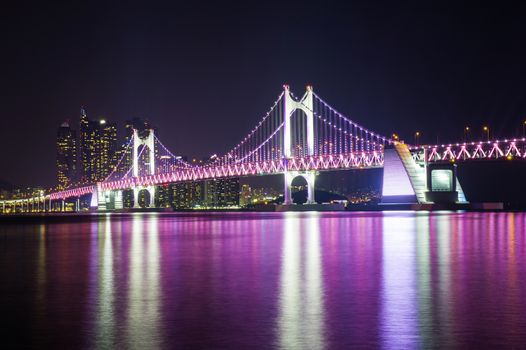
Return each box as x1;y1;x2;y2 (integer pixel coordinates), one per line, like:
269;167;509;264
100;152;383;192
49;185;95;200
410;139;526;163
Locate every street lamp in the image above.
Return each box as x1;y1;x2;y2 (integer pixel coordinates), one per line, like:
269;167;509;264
464;126;470;142
414;131;420;146
483;126;489;141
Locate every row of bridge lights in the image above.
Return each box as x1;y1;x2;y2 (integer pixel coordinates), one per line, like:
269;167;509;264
408;122;526;146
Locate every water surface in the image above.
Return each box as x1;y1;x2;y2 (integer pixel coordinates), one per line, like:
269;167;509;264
1;211;526;349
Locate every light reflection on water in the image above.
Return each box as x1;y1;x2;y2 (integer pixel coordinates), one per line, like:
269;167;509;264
278;213;325;350
381;214;418;350
2;211;526;349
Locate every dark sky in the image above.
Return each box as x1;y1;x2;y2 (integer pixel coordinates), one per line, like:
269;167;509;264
2;1;526;187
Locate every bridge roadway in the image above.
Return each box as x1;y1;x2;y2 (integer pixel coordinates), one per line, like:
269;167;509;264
0;153;383;213
100;152;383;192
3;138;526;213
412;138;526;162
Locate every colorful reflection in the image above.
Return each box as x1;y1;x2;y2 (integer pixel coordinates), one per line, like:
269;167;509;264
380;213;418;349
1;212;526;348
278;213;325;349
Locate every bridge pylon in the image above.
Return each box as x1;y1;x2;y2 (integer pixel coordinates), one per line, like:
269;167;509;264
132;128;156;208
133;128;155;177
283;85;316;205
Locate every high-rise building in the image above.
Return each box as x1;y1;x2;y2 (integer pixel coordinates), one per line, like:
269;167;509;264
79;107;98;183
79;108;119;183
56;121;77;189
99;120;118;180
204;178;240;207
172;181;204;209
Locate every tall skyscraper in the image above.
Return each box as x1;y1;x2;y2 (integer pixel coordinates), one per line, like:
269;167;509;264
99;120;118;180
172;182;204;209
56;121;77;189
204;178;240;207
78;108;119;183
79;107;98;183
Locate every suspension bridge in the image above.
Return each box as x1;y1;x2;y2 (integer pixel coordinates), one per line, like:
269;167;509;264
2;85;524;213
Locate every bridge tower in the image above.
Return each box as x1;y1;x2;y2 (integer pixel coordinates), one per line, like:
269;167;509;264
283;85;316;205
95;127;156;211
132;128;156;208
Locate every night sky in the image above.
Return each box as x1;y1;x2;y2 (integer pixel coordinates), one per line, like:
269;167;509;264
2;1;526;187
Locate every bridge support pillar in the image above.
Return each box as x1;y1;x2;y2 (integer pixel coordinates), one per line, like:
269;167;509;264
281;85;316;205
284;171;316;205
133;187;140;209
147;186;155;208
133;186;155;208
284;172;293;205
305;172;316;204
133;129;155;177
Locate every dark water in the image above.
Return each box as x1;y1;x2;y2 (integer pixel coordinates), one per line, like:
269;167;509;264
1;212;526;349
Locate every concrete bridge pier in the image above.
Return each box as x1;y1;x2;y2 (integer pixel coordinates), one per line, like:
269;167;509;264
133;186;155;208
284;170;316;205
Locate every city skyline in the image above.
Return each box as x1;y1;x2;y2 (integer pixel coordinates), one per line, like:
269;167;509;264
2;2;526;186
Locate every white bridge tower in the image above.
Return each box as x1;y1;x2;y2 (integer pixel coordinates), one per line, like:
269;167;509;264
283;85;316;205
132;128;156;208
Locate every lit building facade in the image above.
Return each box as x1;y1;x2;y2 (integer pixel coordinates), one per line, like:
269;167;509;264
172;182;204;209
79;108;118;183
204;178;240;207
56;121;77;189
99;120;118;180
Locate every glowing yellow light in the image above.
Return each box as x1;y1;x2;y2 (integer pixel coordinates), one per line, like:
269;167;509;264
483;126;488;131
